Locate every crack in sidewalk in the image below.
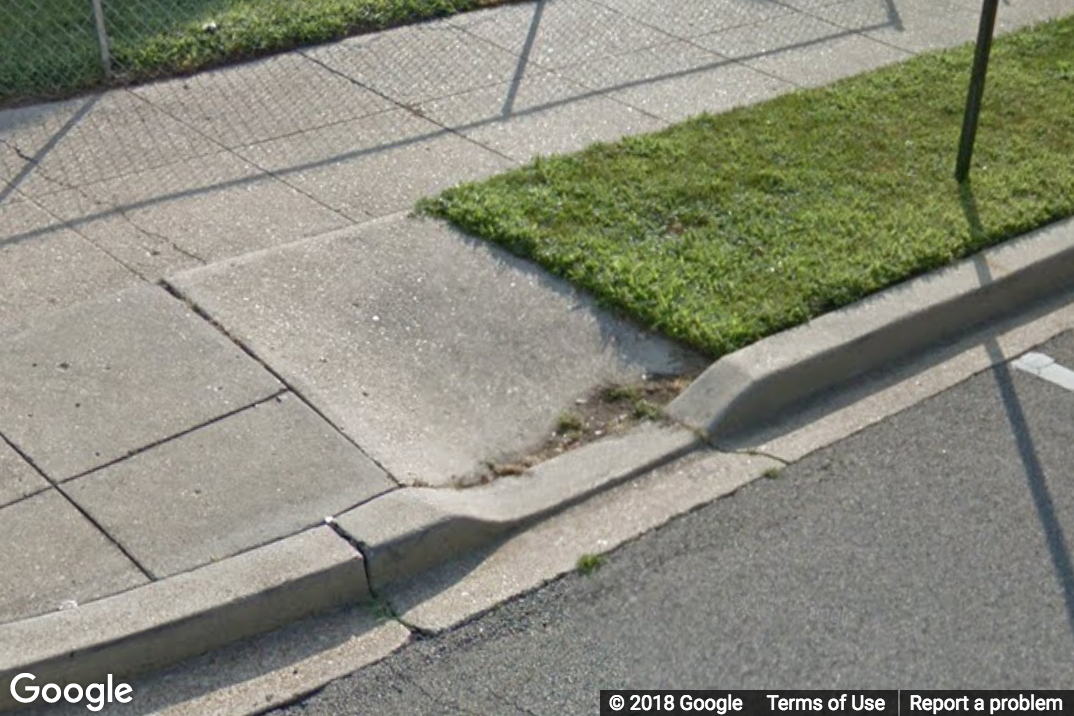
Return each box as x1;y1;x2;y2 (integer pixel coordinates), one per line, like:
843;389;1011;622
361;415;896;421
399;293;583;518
111;201;208;266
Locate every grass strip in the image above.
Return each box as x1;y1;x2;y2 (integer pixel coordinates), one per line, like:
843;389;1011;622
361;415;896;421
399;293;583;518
423;16;1074;358
0;0;512;105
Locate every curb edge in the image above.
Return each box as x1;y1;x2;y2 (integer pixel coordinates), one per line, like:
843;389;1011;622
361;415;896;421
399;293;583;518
668;216;1074;442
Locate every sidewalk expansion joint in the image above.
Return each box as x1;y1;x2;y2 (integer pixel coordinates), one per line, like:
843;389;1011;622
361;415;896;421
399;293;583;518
297;51;414;116
159;279;403;486
55;482;156;580
0;429;64;498
0;485;50;511
63;388;290;484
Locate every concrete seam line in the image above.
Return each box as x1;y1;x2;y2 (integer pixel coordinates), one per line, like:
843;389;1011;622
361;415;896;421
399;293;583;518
157;278;402;486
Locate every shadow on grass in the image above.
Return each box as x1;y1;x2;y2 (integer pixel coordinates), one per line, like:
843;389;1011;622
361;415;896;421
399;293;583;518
959;178;987;241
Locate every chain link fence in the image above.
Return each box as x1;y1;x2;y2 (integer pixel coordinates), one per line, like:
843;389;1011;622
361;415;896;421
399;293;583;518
1;0;510;108
0;0;931;109
1;0;222;105
0;0;907;189
2;0;103;103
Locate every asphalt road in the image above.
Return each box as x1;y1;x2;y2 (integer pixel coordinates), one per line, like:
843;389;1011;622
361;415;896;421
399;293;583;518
276;331;1074;716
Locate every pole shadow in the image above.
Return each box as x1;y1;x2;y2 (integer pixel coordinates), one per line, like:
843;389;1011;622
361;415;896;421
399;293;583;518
501;0;545;118
961;180;1074;641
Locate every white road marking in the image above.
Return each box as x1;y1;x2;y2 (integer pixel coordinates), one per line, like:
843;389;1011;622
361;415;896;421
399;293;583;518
1012;352;1074;393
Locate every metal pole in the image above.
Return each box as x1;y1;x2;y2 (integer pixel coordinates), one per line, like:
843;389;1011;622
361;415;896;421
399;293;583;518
90;0;112;78
955;0;1000;182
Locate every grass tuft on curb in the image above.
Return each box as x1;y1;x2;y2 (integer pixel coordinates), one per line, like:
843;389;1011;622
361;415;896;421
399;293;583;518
576;553;606;575
422;16;1074;358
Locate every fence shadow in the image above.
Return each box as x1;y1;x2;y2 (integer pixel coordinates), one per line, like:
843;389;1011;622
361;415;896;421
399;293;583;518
1;0;911;246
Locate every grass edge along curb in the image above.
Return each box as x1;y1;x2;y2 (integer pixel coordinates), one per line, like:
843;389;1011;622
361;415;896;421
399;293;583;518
422;15;1074;360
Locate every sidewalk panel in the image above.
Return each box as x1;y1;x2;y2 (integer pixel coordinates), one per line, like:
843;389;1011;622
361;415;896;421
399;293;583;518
304;22;522;106
449;0;671;68
64;394;392;579
556;41;793;123
1;92;220;198
0;285;282;481
814;0;980;53
942;0;1074;30
697;14;910;87
0;490;147;625
31;188;205;281
34;151;352;268
593;0;793;39
696;12;856;60
0;196;139;330
170;217;703;487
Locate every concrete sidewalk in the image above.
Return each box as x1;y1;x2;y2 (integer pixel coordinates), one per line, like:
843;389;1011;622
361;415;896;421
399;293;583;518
1;0;1072;700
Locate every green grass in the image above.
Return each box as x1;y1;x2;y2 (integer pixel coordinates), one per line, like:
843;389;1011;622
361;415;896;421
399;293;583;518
601;385;661;421
576;553;606;575
423;16;1074;359
0;0;512;105
554;411;585;436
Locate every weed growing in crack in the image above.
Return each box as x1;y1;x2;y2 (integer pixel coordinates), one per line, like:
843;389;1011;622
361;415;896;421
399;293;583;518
576;553;606;575
555;411;585;436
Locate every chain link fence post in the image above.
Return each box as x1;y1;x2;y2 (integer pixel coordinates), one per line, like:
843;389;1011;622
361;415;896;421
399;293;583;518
90;0;114;79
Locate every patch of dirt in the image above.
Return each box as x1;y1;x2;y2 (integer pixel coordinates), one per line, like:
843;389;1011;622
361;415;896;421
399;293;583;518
462;372;698;487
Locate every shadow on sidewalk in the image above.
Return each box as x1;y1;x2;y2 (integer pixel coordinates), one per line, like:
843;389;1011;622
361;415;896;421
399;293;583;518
1;0;907;255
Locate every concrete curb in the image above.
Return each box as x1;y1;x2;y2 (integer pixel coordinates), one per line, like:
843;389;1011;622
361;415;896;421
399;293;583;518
333;424;701;593
0;527;368;711
668;215;1074;444
0;424;702;711
4;216;1072;709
